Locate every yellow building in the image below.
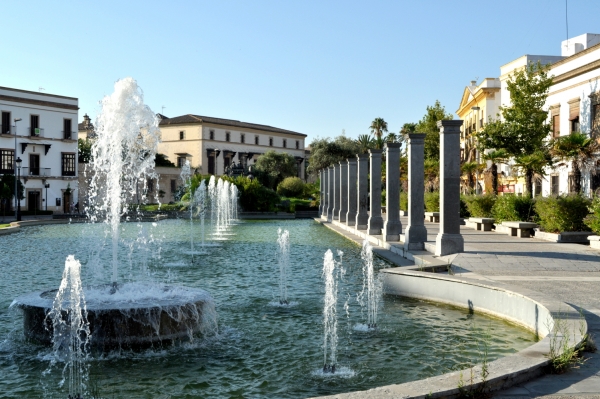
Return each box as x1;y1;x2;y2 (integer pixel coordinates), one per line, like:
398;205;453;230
157;114;307;178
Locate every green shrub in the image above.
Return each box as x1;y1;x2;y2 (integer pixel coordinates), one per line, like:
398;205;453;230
462;194;496;218
584;195;600;234
535;194;591;233
276;177;305;197
424;191;440;212
400;191;408;211
221;176;280;212
492;194;536;223
459;196;470;218
381;189;386;205
302;181;320;199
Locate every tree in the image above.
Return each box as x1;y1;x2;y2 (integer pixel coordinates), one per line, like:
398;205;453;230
416;101;454;159
356;134;375;154
481;149;508;195
306;136;361;177
461;161;479;193
78;138;93;163
254;150;298;189
0;175;24;214
476;61;553;197
369;118;388;141
550;132;600;194
512;150;552;195
155;153;176;167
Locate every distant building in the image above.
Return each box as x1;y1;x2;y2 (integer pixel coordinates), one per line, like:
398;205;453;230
0;86;78;214
157;114;307;179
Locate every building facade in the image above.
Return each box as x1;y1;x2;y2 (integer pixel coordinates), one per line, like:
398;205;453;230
0;86;78;214
157;114;307;179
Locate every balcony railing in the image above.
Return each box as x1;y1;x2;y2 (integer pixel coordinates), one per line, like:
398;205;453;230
0;168;14;175
28;127;45;137
62;170;76;177
62;131;77;140
21;167;51;177
0;124;15;135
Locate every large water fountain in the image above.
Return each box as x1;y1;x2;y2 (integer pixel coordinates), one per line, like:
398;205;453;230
12;78;218;352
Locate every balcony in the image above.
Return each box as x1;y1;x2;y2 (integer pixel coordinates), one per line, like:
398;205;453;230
61;170;76;177
21;167;51;177
28;127;45;137
0;168;14;175
0;124;15;135
62;131;77;140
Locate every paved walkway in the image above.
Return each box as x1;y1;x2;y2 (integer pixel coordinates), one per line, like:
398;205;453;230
325;216;600;399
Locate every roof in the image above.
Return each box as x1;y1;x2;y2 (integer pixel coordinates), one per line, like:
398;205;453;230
158;114;307;137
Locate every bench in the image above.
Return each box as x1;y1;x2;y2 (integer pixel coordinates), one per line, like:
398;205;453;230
468;217;494;231
425;212;439;223
501;221;538;238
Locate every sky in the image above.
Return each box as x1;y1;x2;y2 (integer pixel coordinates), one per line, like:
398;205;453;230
2;0;600;144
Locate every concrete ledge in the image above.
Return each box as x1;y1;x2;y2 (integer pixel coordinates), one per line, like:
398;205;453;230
534;230;593;243
425;212;440;223
590;235;600;249
311;268;585;399
501;221;538;238
239;212;295;219
0;219;71;235
467;217;495;231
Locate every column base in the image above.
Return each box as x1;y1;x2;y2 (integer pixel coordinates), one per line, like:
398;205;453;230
346;214;356;226
338;210;347;222
367;216;384;235
404;225;427;251
382;220;402;242
435;233;464;256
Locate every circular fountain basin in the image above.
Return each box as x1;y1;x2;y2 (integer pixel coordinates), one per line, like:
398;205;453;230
12;282;216;349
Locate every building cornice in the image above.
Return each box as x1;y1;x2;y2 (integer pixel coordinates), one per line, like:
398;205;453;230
552;59;600;85
0;94;79;110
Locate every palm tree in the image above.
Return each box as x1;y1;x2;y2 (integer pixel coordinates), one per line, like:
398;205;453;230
482;149;508;195
550;132;600;194
356;134;375;154
461;161;479;193
384;132;399;143
513;150;551;197
369;118;388;142
424;158;440;192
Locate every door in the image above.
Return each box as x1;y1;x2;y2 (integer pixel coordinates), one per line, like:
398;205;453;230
63;191;72;214
28;191;40;212
29;154;40;176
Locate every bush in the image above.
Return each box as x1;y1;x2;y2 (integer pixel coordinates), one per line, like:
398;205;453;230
232;176;281;212
585;195;600;234
400;191;408;211
492;194;536;223
535;194;591;233
381;189;386;205
424;191;440;212
277;177;305;197
459;196;470;218
462;194;496;218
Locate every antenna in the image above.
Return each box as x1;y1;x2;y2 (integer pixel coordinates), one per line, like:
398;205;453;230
161;106;166;115
39;87;45;92
566;0;569;43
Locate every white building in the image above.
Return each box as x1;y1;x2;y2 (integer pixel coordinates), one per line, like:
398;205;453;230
0;86;78;214
157;114;307;179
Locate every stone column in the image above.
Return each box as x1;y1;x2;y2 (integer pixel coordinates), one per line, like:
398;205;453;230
319;170;324;217
326;166;333;222
346;159;357;226
367;149;383;235
383;143;401;241
404;133;427;251
435;120;464;256
332;164;340;220
355;154;369;229
338;161;348;222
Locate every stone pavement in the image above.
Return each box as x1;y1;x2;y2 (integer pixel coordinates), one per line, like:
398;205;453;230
403;216;600;399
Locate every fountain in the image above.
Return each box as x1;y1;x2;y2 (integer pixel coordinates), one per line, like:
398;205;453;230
322;249;338;374
12;78;218;351
275;228;290;305
193;179;208;251
356;240;380;331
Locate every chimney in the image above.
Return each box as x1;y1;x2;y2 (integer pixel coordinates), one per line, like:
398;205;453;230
470;80;477;87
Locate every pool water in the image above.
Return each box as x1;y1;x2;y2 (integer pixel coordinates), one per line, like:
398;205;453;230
0;219;536;398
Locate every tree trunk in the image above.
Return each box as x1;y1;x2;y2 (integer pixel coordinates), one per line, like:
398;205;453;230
491;163;498;196
525;168;533;198
573;162;582;194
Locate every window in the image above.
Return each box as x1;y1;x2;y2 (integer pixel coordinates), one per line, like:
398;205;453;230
0;149;14;173
568;98;580;133
255;136;259;145
571;117;580;133
283;139;287;148
177;156;186;168
534;180;542;197
170;179;177;193
593;104;600;133
147;179;154;193
63;119;72;140
568;173;577;193
208;155;215;175
552;115;560;138
241;134;245;143
269;137;273;146
179;131;185;140
1;112;10;134
61;153;76;176
209;130;215;140
226;132;230;142
30;115;39;136
296;140;299;149
551;174;559;195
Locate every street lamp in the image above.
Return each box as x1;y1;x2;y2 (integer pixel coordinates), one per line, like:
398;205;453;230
16;157;22;221
13;118;21;221
44;182;50;211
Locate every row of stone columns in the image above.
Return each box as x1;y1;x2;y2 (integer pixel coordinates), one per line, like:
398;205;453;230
318;120;464;256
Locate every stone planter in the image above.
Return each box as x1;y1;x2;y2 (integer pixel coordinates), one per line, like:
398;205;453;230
400;210;408;216
588;235;600;249
534;230;593;243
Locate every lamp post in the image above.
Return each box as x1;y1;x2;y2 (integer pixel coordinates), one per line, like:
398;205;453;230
44;182;50;211
13;118;21;221
16;157;22;221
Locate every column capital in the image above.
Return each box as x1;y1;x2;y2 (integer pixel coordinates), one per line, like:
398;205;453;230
407;133;426;143
356;153;369;160
384;143;401;150
437;120;463;134
368;149;383;155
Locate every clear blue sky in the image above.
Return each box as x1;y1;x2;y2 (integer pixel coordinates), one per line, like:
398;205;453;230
2;0;599;144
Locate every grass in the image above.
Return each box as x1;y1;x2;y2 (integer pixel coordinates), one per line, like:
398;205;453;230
0;223;11;228
546;309;595;374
